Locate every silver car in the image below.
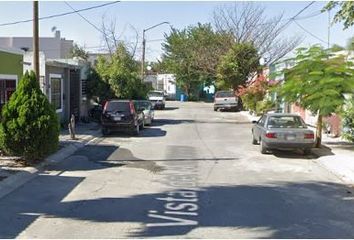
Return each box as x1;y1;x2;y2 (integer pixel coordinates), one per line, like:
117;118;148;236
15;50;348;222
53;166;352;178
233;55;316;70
214;90;239;111
134;100;155;125
252;113;315;154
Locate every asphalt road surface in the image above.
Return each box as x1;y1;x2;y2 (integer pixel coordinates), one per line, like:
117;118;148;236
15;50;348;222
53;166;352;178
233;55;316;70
1;101;354;238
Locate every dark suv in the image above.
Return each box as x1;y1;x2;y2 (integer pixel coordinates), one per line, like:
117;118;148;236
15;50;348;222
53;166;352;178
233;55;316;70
101;100;145;136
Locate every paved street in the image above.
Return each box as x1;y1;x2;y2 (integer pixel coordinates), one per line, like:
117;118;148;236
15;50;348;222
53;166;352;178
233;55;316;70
1;101;354;238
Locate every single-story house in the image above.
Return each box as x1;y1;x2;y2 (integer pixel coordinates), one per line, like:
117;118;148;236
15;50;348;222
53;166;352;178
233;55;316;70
23;52;89;123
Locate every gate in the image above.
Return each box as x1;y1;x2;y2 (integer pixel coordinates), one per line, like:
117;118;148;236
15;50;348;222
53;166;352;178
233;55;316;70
69;69;80;120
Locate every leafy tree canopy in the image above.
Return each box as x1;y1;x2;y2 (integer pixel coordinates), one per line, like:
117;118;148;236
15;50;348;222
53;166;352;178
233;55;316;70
216;42;260;91
347;36;354;51
331;43;345;52
277;45;354;146
323;1;354;29
69;43;89;60
87;42;150;102
162;23;233;97
279;45;354;116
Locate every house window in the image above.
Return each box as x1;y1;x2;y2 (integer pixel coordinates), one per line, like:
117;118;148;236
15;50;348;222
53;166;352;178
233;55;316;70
50;75;62;112
0;74;17;108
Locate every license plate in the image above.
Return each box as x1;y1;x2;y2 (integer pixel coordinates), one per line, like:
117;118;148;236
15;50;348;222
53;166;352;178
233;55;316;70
113;116;121;121
285;134;296;140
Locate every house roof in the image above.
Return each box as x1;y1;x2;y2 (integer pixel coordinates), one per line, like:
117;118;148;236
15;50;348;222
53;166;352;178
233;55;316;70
0;47;24;55
46;58;82;69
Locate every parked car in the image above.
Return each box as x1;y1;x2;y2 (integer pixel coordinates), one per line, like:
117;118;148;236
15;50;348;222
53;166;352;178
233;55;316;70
101;100;145;136
134;100;154;125
148;91;165;110
251;113;315;154
214;90;239;111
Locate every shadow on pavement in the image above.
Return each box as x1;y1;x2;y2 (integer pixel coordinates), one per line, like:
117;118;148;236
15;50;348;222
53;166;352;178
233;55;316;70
152;119;194;127
45;144;122;172
161;107;179;111
266;145;335;159
1;142;353;238
322;142;354;152
103;127;167;138
1;179;354;238
152;119;251;126
271;149;318;159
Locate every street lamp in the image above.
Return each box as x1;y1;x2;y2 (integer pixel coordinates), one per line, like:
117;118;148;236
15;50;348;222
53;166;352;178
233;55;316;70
141;21;170;81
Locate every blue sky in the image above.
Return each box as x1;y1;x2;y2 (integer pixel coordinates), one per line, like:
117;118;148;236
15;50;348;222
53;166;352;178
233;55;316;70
0;1;353;61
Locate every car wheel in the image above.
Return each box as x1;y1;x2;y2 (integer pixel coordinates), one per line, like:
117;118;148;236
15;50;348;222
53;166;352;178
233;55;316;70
102;127;110;136
260;138;268;154
214;107;217;112
252;132;258;145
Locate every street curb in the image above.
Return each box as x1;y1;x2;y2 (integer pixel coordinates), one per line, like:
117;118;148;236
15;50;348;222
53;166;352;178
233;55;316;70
239;111;259;122
0;130;102;199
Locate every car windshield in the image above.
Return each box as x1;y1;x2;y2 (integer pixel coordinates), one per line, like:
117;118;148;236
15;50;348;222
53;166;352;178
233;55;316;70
215;91;234;98
267;116;307;129
148;92;163;97
105;101;130;113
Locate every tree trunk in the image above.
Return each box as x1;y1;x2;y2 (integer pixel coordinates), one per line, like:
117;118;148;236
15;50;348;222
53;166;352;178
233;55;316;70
315;114;323;148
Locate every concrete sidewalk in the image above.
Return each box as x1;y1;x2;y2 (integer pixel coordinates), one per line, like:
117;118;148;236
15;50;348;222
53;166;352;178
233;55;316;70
0;122;102;199
312;137;354;185
240;110;354;185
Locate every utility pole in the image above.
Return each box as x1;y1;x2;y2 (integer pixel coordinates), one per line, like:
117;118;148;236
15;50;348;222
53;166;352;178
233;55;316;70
141;30;146;81
327;9;331;49
140;21;170;82
33;1;40;81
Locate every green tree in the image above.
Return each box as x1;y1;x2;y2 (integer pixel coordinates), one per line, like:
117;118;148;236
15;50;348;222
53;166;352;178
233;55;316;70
323;1;354;29
86;66;114;104
69;43;89;60
162;23;232;98
0;71;59;162
88;42;150;101
347;36;354;51
216;43;260;91
331;43;345;52
277;45;354;147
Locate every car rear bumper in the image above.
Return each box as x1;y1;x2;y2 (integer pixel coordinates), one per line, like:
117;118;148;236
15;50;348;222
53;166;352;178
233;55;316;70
101;121;135;130
214;103;238;109
264;141;314;150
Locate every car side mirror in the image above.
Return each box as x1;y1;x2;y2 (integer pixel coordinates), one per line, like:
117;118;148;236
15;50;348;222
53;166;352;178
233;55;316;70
252;120;257;124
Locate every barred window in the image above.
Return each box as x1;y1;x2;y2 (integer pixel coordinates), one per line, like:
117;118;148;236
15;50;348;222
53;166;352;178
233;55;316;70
51;77;62;110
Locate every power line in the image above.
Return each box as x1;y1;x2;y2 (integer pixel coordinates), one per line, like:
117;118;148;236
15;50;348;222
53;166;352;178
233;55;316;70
64;1;106;35
0;1;120;27
257;9;322;27
279;1;316;32
294;20;328;44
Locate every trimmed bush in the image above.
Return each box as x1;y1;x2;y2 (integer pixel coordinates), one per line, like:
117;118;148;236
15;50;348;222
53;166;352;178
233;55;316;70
256;100;276;115
0;71;59;161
